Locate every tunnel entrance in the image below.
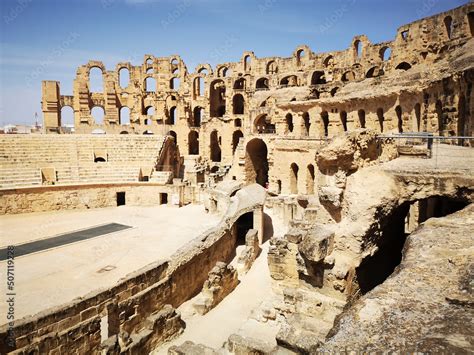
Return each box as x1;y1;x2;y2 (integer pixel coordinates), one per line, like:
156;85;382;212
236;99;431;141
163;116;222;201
245;138;268;187
356;196;469;294
236;212;254;246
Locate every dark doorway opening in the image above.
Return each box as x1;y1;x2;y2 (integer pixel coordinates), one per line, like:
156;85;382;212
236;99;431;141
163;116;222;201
245;138;268;187
160;193;168;205
356;196;468;294
116;192;126;206
236;212;253;246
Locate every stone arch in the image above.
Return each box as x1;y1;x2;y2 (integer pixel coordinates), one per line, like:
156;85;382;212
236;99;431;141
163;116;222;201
245;138;268;187
145;106;155;116
210;130;221;162
145;77;156;92
266;61;278;74
167;106;177;125
194;77;205;97
311;71;326;85
342;71;355;82
280;75;298;87
234;78;246;90
290;163;299;194
306;164;315;195
396;62;412;71
232;130;244;154
210;80;226;117
354;39;362;58
118;67;130;89
60;106;74;127
244;55;252;71
120;106;130;125
366;66;383;78
192;107;203;127
89;67;103;93
256;77;269;89
380;46;391;61
444;15;453;39
233;94;245;115
254;114;275;134
91;106;104;125
170;77;180;90
323;55;334;67
188;130;199;155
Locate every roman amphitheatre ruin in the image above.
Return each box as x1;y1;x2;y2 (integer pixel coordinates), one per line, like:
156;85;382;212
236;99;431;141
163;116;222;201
1;3;474;354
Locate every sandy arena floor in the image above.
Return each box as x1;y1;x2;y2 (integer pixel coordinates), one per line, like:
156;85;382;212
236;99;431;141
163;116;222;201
0;204;220;324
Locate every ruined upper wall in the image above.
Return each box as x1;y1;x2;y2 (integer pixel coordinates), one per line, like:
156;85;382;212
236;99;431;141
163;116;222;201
42;3;474;132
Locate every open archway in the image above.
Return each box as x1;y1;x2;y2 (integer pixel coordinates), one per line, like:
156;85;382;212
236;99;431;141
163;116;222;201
210;130;221;162
232;130;244;154
245;138;268;187
188;130;199;155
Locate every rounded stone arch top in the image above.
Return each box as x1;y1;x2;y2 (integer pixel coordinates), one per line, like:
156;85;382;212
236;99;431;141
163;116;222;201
293;45;312;61
116;62;132;72
195;64;213;76
85;61;106;73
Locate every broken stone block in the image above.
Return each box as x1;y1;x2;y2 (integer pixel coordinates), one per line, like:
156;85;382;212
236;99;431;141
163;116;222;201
236;229;261;274
298;225;335;263
226;334;277;354
318;186;343;210
168;341;218;355
193;262;238;315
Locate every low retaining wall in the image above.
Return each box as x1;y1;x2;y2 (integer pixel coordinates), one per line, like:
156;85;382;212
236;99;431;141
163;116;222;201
0;184;266;354
0;183;202;214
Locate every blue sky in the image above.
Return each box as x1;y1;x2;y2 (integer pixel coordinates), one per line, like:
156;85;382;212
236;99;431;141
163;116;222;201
0;0;468;125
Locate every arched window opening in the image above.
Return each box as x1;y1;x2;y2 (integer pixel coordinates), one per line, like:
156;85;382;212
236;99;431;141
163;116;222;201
60;106;74;128
244;55;251;71
277;180;282;195
232;130;244;154
330;87;339;97
146;106;155;116
321;111;329;137
171;58;179;65
444;16;453;39
198;68;208;75
468;12;474;37
380;47;391;61
342;71;355;82
358;109;366;128
171;77;180;90
290;163;299;195
306;164;315;195
144;118;152;126
366;66;383;78
234;78;246;90
188;130;199;155
167;106;177;125
145;77;156;92
297;49;305;65
396;62;412;71
89;67;103;93
256;78;269;90
280;75;297;87
377;108;385;133
323;55;334;67
267;61;278;74
354;40;362;58
193;107;202;127
396;105;403;133
210;80;226;117
146;67;154;74
303;112;311;136
245;138;268;187
194;77;204;97
235;118;242;127
401;30;409;41
146;58;153;65
340;111;348;132
120;107;130;125
286;113;294;133
233;94;245;115
311;71;326;85
254;114;275;134
119;68;130;89
210;130;221;162
168;130;177;142
91;106;105;125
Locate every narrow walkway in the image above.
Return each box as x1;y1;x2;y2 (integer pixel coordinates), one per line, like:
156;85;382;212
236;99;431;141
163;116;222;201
0;223;131;261
153;208;287;353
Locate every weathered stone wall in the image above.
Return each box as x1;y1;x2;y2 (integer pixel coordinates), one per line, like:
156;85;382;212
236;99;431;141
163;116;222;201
0;183;192;215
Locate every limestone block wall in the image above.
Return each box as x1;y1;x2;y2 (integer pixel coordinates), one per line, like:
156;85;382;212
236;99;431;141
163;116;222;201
0;183;188;215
